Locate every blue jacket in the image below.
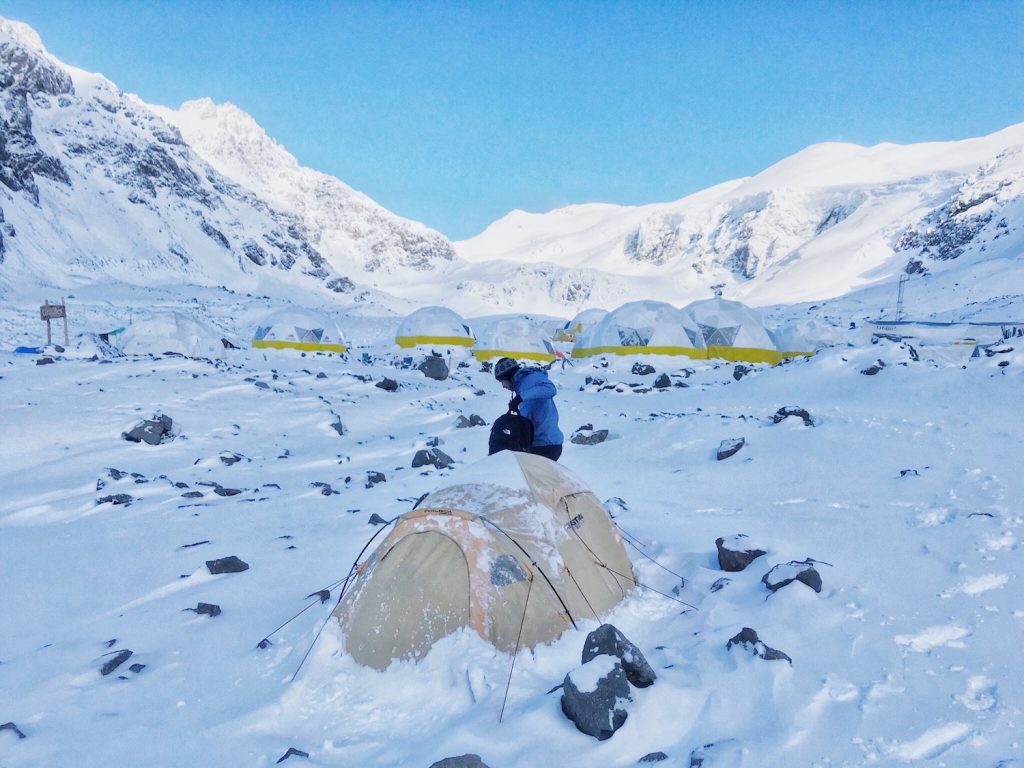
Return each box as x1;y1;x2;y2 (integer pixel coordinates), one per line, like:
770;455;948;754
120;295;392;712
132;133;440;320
512;367;563;447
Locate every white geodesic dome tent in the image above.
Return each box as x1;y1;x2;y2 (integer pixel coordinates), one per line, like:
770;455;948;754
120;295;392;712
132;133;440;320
473;318;556;362
395;306;475;348
116;311;229;358
679;297;781;363
572;300;705;358
251;309;347;354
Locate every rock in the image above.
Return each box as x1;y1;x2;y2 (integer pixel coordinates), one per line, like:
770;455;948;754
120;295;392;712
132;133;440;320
716;437;745;461
122;414;174;445
97;493;133;506
1;722;26;739
900;468;919;477
653;373;672;389
428;755;491;768
219;452;244;466
316;372;327;379
36;356;55;365
639;753;668;763
181;491;203;498
715;534;766;572
417;355;450;381
709;577;731;593
771;406;815;426
213;486;242;496
330;418;346;437
761;559;822;593
560;655;632;740
861;360;885;375
689;740;743;767
100;649;133;675
412;448;454;469
732;364;751;381
581;624;656;688
726;628;791;663
311;481;337;496
376;377;399;392
277;747;310;763
603;496;629;518
571;425;609;445
128;663;146;673
206;556;249;575
254;380;270;390
368;513;388;526
365;471;386;488
188;602;221;617
455;414;487;428
631;362;656;376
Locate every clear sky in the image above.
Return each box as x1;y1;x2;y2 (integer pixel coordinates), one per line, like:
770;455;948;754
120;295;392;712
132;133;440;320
4;1;1024;240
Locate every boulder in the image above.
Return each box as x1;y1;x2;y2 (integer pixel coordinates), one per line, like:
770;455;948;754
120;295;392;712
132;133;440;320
97;493;133;506
861;360;885;375
732;364;751;381
639;753;668;763
36;356;55;365
631;362;656;376
715;534;766;572
653;373;672;389
122;414;175;445
187;602;221;617
762;559;822;593
368;513;388;526
771;406;815;427
428;756;491;768
100;649;133;676
365;471;386;488
716;438;745;461
455;414;487;428
560;655;632;741
412;448;454;469
206;556;249;575
417;355;450;381
571;424;609;445
726;628;791;663
581;624;656;688
376;377;399;392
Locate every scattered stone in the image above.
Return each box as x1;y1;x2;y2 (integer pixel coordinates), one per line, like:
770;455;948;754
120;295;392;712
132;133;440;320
762;559;822;593
181;491;204;498
715;534;766;572
122;414;175;445
330;418;346;437
206;556;249;575
639;753;668;763
179;540;209;549
254;381;270;389
689;740;742;767
428;755;490;768
213;486;242;497
368;513;388;526
631;362;656;376
716;437;745;461
900;469;919;477
97;493;133;506
581;624;656;688
1;722;26;739
219;452;244;466
560;655;632;741
311;481;338;496
365;471;386;488
187;602;221;617
603;496;629;518
277;747;310;763
100;649;133;676
571;424;609;445
709;577;731;593
861;360;886;375
128;663;146;673
316;372;327;379
36;356;55;365
376;377;399;391
306;590;331;604
417;355;450;381
726;627;791;663
733;364;751;381
772;406;815;427
412;448;455;469
455;414;487;428
653;373;672;389
107;467;128;480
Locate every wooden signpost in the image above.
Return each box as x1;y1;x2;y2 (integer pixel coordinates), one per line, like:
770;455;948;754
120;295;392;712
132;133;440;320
40;298;69;347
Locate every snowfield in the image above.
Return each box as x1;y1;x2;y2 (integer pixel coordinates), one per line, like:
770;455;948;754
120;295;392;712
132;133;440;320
2;298;1021;768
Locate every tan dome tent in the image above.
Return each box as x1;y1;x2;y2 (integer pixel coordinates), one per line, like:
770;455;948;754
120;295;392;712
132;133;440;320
395;306;475;349
334;451;635;669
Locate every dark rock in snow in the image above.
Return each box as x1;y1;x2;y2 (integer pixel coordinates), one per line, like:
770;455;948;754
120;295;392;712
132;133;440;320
311;481;337;496
219;452;244;466
560;655;632;740
122;414;174;445
631;362;656;376
417;355;450;381
603;496;629;518
368;513;388;526
639;752;668;763
412;448;454;469
306;589;331;604
455;414;487;428
571;424;609;445
181;491;204;498
100;649;133;675
376;377;399;392
900;468;919;477
709;577;732;593
716;438;745;461
581;624;656;688
689;740;743;767
428;755;491;768
732;364;751;381
762;559;823;593
861;360;886;375
97;493;133;506
128;663;146;673
653;373;672;389
715;534;766;572
772;406;815;426
1;722;26;739
277;747;310;763
365;471;386;488
206;556;249;574
213;486;242;497
330;417;346;437
36;356;55;365
187;602;221;617
726;627;792;663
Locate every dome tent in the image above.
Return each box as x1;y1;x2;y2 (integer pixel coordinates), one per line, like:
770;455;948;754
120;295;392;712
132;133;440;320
395;306;475;349
553;308;608;343
251;309;347;354
680;297;799;364
116;311;229;358
572;300;706;359
472;317;556;363
333;451;635;669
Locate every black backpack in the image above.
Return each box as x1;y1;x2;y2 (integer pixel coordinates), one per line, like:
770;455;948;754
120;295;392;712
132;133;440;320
488;407;534;455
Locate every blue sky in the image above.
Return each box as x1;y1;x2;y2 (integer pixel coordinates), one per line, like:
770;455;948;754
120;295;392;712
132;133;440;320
5;1;1024;239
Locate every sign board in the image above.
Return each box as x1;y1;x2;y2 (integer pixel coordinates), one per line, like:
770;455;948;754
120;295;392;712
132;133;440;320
40;303;66;320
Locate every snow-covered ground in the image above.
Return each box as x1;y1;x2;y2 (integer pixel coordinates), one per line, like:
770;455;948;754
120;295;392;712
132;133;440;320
2;288;1021;767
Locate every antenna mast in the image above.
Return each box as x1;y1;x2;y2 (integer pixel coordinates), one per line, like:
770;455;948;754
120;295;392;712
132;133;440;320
895;273;908;321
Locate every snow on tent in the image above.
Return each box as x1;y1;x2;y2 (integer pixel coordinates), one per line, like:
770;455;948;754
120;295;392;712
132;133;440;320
333;451;635;669
472;317;557;363
115;311;230;358
680;297;810;364
552;308;608;343
571;300;705;359
251;310;347;354
395;306;475;349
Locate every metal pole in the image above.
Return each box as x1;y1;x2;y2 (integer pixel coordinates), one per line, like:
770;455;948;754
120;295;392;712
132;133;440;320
61;297;69;346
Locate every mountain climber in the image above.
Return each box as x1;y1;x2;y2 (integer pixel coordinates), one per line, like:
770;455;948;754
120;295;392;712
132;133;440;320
493;357;564;461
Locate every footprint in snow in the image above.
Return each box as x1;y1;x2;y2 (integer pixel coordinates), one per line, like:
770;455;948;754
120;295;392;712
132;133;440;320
894;624;971;652
941;573;1009;598
890;722;973;760
959;675;998;712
